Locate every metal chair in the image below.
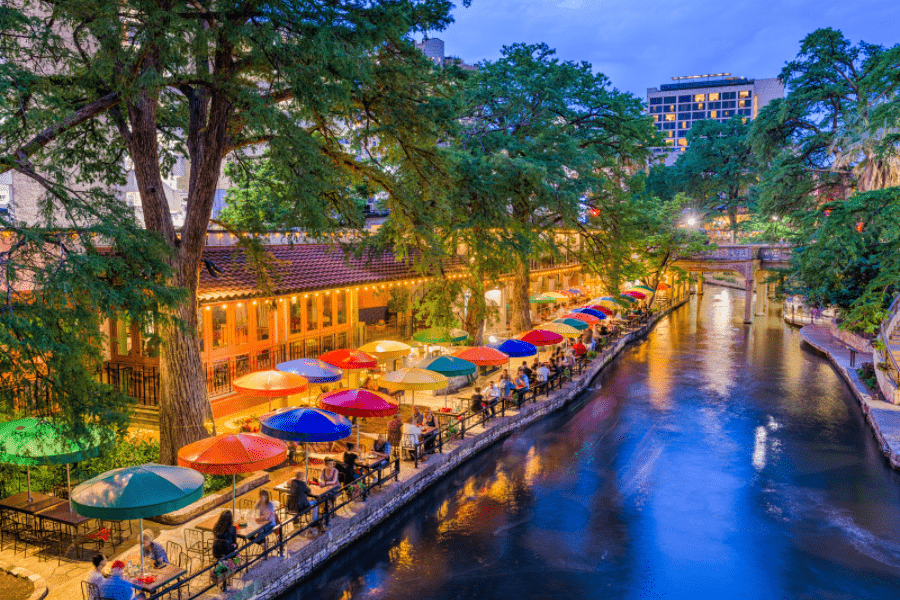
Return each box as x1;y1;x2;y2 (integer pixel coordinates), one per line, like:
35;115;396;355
184;528;209;563
400;434;418;461
81;580;100;600
166;540;184;562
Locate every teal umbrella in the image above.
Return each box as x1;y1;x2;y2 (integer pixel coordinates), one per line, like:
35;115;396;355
72;463;204;575
416;355;477;378
0;418;113;507
553;317;589;331
413;327;469;344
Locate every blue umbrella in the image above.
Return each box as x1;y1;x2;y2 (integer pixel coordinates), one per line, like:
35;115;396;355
260;407;352;478
571;307;607;320
276;359;342;384
489;339;538;358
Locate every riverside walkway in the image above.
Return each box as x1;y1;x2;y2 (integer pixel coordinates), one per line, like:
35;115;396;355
3;299;687;600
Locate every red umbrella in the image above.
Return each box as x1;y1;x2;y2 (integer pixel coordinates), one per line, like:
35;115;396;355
318;388;398;448
561;312;600;325
519;329;564;347
586;305;614;316
452;346;510;366
178;433;287;513
623;290;646;299
656;283;670;291
572;342;587;356
232;370;309;411
319;349;378;371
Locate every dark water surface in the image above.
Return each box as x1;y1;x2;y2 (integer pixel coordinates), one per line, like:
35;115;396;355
279;289;900;599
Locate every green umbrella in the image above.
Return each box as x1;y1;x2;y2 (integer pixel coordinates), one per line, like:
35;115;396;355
529;294;556;304
413;327;469;344
0;418;113;507
72;463;205;575
553;317;589;331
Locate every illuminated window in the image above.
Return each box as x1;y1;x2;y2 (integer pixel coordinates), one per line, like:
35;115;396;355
235;304;248;345
739;90;750;98
337;292;347;325
664;114;676;121
211;306;227;349
117;314;133;355
290;299;303;334
738;99;747;108
667;131;674;138
306;297;319;331
256;302;270;341
197;310;204;352
669;104;676;112
697;102;704;110
678;138;688;147
665;139;674;146
709;110;718;119
693;94;705;102
323;294;333;327
708;92;719;101
742;117;748;124
681;121;689;129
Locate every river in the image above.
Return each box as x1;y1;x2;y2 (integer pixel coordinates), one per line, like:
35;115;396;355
278;288;900;599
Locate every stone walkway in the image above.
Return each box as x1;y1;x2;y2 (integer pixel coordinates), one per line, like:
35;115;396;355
800;324;900;469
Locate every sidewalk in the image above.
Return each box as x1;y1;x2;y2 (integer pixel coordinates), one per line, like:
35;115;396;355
800;324;900;469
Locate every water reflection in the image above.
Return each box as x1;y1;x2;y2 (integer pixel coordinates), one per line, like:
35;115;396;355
280;290;900;600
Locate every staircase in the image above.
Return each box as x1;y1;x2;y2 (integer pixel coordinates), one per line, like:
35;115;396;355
129;405;160;431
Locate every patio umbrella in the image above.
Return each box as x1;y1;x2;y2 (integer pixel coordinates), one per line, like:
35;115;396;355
571;307;608;320
233;370;309;411
416;356;477;378
178;433;286;514
545;291;569;301
566;288;583;296
528;294;556;304
358;340;412;361
623;290;647;299
561;312;600;325
519;329;564;347
656;283;671;291
412;328;469;344
319;349;378;371
259;407;353;479
488;339;537;359
585;305;615;316
318;389;398;449
549;319;587;335
72;464;204;576
629;285;655;293
618;294;638;304
452;346;509;367
276;358;342;405
379;367;448;412
0;418;113;508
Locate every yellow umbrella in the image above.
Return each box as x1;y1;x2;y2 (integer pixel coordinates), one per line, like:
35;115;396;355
359;340;412;361
380;367;448;412
539;321;581;339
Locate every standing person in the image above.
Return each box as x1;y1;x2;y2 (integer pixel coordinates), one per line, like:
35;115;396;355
386;412;403;457
99;560;141;600
85;553;106;588
141;530;168;567
251;490;277;556
212;510;238;561
287;470;325;533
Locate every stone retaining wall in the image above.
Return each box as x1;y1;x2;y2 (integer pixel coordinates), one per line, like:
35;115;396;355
226;298;690;600
828;319;875;354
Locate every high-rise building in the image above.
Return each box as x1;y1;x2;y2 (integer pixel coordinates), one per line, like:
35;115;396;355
647;73;783;164
415;37;477;71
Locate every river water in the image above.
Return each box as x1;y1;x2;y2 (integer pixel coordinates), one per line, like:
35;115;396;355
278;288;900;599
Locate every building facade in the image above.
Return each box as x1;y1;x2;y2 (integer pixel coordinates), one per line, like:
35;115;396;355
647;73;784;164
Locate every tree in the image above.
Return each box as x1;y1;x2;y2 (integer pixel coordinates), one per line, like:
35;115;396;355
0;0;458;462
670;117;758;242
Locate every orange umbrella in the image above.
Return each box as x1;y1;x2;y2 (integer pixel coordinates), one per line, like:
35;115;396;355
656;283;670;291
561;312;600;325
232;370;308;411
319;349;378;371
178;433;287;513
452;346;510;367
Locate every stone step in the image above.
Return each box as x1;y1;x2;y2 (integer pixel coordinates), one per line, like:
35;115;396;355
129;405;159;430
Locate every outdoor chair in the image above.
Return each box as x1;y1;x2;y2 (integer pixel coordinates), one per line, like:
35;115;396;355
184;528;210;563
81;580;99;600
400;434;418;461
238;498;254;511
167;540;185;562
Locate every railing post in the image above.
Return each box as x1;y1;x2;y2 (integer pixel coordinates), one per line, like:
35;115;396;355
850;349;856;368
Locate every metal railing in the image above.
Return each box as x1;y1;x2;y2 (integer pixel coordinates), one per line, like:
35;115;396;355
878;294;900;387
149;458;402;600
102;363;160;406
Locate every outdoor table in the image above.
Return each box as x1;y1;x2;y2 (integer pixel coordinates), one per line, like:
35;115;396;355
196;510;268;541
35;503;90;559
124;563;187;596
0;492;66;546
273;481;337;500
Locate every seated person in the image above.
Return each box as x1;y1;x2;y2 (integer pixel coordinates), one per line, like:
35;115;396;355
537;362;550;383
401;418;425;460
499;375;516;399
100;560;142;600
85;553;106;588
413;407;424;426
423;408;437;429
141;530;168;567
212;510;238;560
287;470;325;532
321;459;340;487
514;368;529;390
337;443;359;484
371;434;391;461
386;413;403;454
251;490;277;553
483;381;501;416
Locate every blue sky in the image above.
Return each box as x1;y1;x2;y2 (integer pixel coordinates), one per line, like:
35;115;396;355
435;0;900;98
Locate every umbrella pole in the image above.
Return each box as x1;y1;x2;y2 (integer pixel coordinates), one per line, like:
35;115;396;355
139;517;145;575
232;474;237;514
26;467;32;502
305;443;309;480
66;463;72;513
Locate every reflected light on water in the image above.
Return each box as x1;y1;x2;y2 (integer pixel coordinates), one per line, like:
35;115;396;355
702;289;736;397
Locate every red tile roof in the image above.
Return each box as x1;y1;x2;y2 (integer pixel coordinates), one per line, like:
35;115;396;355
198;244;422;302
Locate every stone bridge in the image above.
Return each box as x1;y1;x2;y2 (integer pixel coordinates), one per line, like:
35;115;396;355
672;245;792;324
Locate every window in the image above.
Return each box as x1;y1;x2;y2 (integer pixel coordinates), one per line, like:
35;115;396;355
678;138;688;147
125;192;140;208
738;99;747;108
256;302;270;341
665;138;674;146
739;108;752;116
738;90;750;98
667;131;674;138
681;121;689;129
305;337;319;357
290;298;303;334
709;101;721;109
650;97;662;105
323;293;333;327
197;309;204;352
141;315;158;357
678;95;691;103
663;122;676;130
663;96;676;103
0;185;10;216
668;104;676;112
708;92;719;101
722;101;736;108
664;113;676;121
306;296;318;331
709;110;718;119
235;303;248;345
693;94;705;102
117;314;133;355
721;91;736;100
337;291;347;325
211;306;227;349
678;112;691;121
692;112;705;120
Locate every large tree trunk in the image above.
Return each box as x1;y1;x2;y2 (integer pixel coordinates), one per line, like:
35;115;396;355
509;263;532;333
463;282;487;346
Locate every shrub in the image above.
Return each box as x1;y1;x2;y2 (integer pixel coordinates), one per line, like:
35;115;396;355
858;362;877;391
